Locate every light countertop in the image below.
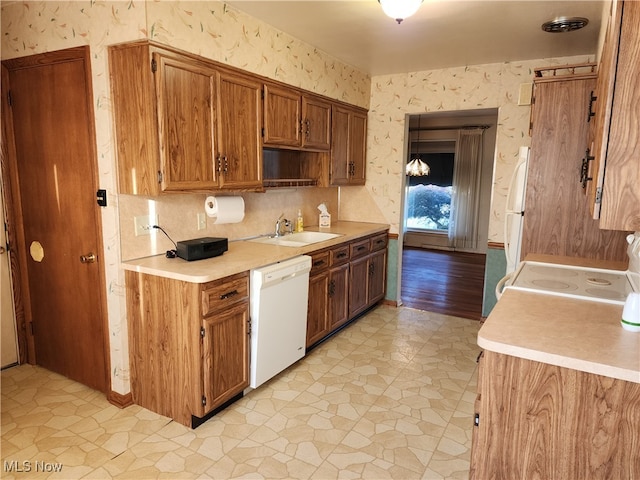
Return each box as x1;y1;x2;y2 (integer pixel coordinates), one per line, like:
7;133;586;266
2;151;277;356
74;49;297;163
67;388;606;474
121;221;389;283
479;256;639;383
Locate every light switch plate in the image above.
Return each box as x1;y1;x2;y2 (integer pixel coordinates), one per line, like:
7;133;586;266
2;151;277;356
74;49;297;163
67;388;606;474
197;213;206;231
134;215;158;236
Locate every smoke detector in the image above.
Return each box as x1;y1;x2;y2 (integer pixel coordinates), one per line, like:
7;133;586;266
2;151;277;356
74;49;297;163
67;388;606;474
541;17;589;33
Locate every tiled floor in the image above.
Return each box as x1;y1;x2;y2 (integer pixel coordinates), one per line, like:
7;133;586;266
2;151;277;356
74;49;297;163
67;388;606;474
1;305;480;479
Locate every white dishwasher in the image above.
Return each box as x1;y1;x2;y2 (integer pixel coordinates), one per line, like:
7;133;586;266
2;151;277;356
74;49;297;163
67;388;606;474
249;255;312;388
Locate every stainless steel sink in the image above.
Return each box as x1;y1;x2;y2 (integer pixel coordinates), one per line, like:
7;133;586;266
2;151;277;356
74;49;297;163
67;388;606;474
248;231;343;247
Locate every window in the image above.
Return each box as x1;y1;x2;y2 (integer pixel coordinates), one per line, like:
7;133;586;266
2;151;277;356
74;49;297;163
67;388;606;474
406;150;455;232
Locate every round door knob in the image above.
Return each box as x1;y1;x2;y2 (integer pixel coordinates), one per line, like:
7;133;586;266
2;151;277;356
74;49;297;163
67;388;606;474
80;252;96;264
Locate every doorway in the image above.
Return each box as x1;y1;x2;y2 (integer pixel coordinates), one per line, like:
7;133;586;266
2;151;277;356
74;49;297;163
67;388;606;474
400;109;497;319
1;47;109;392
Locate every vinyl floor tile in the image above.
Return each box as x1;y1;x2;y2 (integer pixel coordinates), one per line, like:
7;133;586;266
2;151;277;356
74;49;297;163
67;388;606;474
1;305;480;479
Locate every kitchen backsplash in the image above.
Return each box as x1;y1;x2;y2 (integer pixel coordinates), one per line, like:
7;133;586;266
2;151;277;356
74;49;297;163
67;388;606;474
119;188;339;260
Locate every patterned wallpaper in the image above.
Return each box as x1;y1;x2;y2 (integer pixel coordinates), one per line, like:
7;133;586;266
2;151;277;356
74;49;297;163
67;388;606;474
0;0;370;395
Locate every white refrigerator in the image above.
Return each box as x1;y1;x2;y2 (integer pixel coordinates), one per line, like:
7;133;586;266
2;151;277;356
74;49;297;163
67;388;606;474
504;146;530;274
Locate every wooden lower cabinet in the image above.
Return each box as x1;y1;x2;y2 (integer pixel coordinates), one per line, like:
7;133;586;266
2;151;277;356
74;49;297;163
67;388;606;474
126;270;249;427
306;247;350;347
470;351;640;479
307;232;387;348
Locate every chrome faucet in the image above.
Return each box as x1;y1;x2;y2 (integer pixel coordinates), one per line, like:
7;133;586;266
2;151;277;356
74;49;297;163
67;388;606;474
274;214;291;237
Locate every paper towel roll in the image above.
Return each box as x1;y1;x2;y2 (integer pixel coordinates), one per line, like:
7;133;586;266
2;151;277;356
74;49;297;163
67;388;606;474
204;196;245;224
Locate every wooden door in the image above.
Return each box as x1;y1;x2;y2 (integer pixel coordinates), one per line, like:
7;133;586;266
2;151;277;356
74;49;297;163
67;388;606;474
263;84;301;147
301;96;331;150
202;302;249;413
217;72;263;189
2;47;108;392
155;53;218;191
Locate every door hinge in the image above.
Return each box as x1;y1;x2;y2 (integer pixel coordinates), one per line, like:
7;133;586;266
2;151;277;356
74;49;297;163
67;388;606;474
202;395;207;406
595;186;603;204
261;127;265;138
247;317;251;336
200;326;205;338
261;89;264;100
474;413;480;427
7;90;12;106
151;58;157;73
157;171;163;184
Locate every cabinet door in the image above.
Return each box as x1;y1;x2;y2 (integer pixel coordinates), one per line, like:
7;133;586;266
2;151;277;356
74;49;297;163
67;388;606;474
587;1;622;216
301;95;331;150
330;105;367;185
202;302;249;414
522;77;628;261
263;84;301;147
217;72;263;189
349;109;367;185
330;106;351;185
367;249;386;306
598;0;640;231
155;52;218;191
349;256;369;318
329;264;349;330
307;270;330;347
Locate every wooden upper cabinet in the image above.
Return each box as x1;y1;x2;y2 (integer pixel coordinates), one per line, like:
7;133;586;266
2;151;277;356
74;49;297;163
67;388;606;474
301;95;331;150
216;72;263;189
155;53;218;192
263;84;301;147
331;104;367;186
263;84;331;151
523;75;629;261
589;0;640;231
109;41;262;195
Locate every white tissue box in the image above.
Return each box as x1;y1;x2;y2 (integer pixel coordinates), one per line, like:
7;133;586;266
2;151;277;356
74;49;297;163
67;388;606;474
319;212;331;228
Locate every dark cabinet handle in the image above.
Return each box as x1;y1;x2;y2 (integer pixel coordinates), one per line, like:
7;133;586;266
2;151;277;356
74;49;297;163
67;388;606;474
356;246;366;252
313;259;326;267
580;149;595;189
587;90;597;122
220;289;238;300
337;252;347;259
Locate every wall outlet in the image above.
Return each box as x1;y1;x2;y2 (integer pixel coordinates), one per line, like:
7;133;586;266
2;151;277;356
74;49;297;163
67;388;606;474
134;215;158;236
197;212;206;231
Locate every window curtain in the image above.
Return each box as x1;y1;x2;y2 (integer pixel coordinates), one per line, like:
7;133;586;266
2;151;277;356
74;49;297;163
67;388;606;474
448;128;484;250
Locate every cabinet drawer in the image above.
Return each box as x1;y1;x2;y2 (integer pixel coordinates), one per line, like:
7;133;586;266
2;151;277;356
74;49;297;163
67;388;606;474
330;245;350;266
201;272;249;317
310;250;330;274
350;239;370;259
370;233;388;252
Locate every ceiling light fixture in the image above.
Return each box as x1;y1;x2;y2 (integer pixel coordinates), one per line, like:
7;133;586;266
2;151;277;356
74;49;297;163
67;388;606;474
541;17;589;33
378;0;423;24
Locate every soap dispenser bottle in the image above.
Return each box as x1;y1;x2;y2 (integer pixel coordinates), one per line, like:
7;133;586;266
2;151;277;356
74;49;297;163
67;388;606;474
296;209;304;232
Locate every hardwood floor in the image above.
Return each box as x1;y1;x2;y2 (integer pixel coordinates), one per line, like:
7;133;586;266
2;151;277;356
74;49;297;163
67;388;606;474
401;247;486;320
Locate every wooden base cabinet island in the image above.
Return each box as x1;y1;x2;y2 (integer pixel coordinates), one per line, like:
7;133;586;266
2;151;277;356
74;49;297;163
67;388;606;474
126;271;250;428
471;291;640;479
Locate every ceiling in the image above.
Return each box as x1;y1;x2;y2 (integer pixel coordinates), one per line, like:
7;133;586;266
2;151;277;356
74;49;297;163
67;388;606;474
226;1;606;76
